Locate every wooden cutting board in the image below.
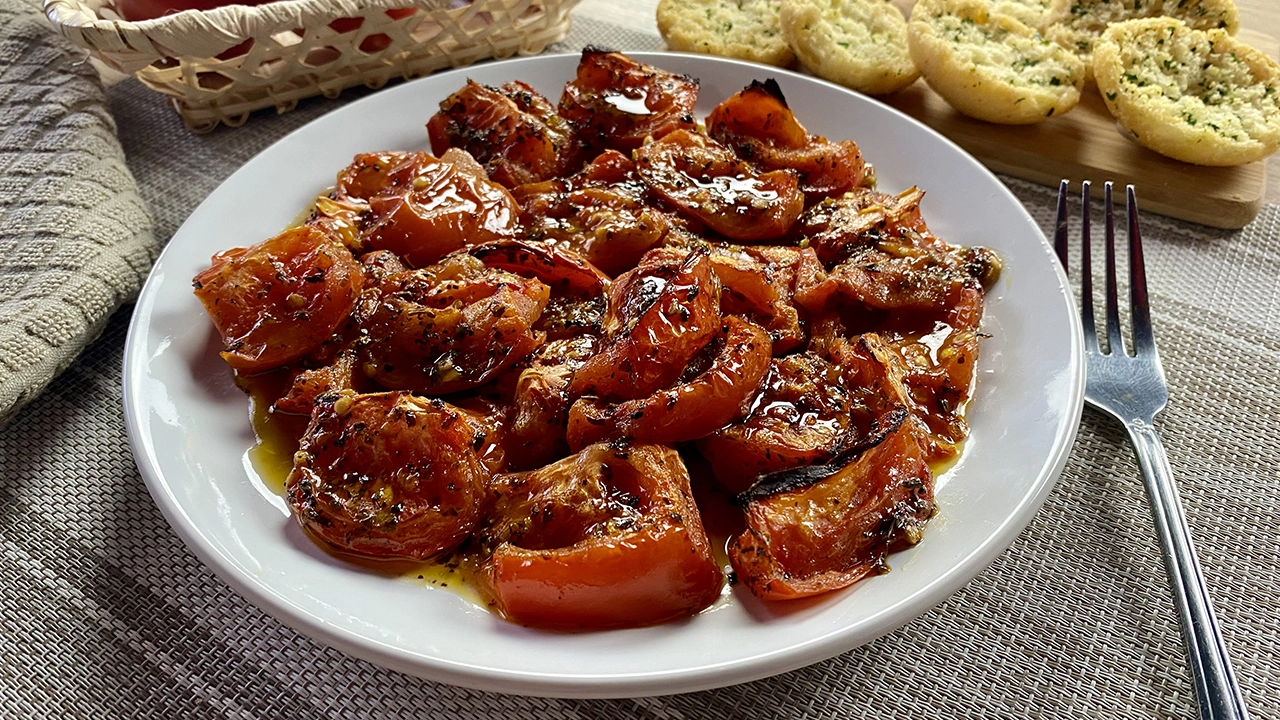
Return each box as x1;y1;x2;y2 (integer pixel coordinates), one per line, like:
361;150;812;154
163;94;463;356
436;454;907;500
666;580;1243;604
876;28;1279;229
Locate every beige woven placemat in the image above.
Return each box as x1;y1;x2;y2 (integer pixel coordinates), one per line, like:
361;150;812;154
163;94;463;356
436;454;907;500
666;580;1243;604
1;7;1277;718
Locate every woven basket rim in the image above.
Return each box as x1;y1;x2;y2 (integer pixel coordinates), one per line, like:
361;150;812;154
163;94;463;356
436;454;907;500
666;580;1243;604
46;0;498;41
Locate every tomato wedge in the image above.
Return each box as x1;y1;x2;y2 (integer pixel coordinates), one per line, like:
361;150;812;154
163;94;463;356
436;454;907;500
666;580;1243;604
729;408;935;601
286;392;492;560
506;335;598;471
697;351;858;494
635;129;804;242
559;48;699;152
566;316;771;449
570;248;721;401
359;255;549;394
483;443;722;629
513;150;694;277
193;224;363;373
360;152;520;268
650;243;806;354
427;80;584;188
707;79;867;201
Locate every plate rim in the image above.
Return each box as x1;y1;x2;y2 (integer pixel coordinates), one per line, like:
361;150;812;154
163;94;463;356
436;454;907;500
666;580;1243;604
122;50;1086;698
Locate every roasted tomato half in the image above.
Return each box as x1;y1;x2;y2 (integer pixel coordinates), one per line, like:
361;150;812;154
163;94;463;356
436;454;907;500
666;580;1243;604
636;129;805;242
651;242;807;354
482;443;722;629
505;335;598;471
567;316;771;450
427;80;584;188
193;224;364;373
698;351;861;494
559;47;699;152
514;150;694;277
342;151;520;268
286;392;492;560
729;408;935;601
466;239;610;340
570;248;722;401
359;254;549;394
839;330;979;463
707;79;867;201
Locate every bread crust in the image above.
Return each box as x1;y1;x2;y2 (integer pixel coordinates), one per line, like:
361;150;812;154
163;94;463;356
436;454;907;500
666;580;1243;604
780;0;919;96
908;0;1085;124
1094;17;1280;166
657;0;796;67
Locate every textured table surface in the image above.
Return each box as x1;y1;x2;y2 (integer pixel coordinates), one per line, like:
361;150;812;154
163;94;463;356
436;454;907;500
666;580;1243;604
1;0;1278;717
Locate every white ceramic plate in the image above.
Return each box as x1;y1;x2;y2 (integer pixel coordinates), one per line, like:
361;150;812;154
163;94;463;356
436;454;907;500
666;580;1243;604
123;52;1084;698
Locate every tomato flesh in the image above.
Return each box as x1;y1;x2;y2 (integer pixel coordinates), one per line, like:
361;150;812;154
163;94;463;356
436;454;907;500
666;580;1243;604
286;392;492;560
636;130;804;242
566;316;771;449
559;49;699;152
484;444;722;630
192;224;363;373
707;80;867;201
570;248;722;401
428;80;584;188
729;410;934;600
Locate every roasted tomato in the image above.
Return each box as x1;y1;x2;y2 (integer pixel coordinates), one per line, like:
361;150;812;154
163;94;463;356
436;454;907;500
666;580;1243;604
707;79;867;201
793;186;1002;288
427;80;584;188
697;351;862;494
193;224;363;373
559;47;699;152
636;129;805;242
335;151;408;200
286;392;492;560
350;151;520;268
506;335;598;471
359;254;549;394
794;189;991;317
570;248;722;401
729;408;935;601
272;347;361;416
841;330;979;463
466;239;610;340
514;150;692;277
482;443;722;629
651;242;806;354
567;316;770;449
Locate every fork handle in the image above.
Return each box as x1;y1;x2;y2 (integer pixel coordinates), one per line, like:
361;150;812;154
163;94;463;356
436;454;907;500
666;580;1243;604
1128;422;1250;720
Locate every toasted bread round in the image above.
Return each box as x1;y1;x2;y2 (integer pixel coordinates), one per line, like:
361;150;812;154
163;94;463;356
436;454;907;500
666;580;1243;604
1045;0;1240;80
780;0;919;96
657;0;795;67
989;0;1054;30
908;0;1085;124
1095;17;1280;166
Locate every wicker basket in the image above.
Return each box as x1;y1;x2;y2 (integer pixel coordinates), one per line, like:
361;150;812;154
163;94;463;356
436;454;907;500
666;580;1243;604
45;0;579;132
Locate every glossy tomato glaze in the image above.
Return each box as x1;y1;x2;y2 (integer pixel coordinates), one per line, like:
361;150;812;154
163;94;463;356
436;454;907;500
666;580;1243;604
196;50;1002;631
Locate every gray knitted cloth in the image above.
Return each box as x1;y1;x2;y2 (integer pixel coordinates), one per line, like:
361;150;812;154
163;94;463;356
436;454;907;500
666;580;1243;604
1;5;1277;718
0;0;153;425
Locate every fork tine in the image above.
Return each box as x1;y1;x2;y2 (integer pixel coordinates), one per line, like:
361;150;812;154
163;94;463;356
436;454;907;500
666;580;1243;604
1079;181;1099;355
1127;186;1157;357
1103;182;1125;356
1054;179;1070;270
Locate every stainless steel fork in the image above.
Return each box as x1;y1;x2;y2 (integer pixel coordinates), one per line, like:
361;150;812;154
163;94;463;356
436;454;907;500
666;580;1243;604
1054;180;1249;720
